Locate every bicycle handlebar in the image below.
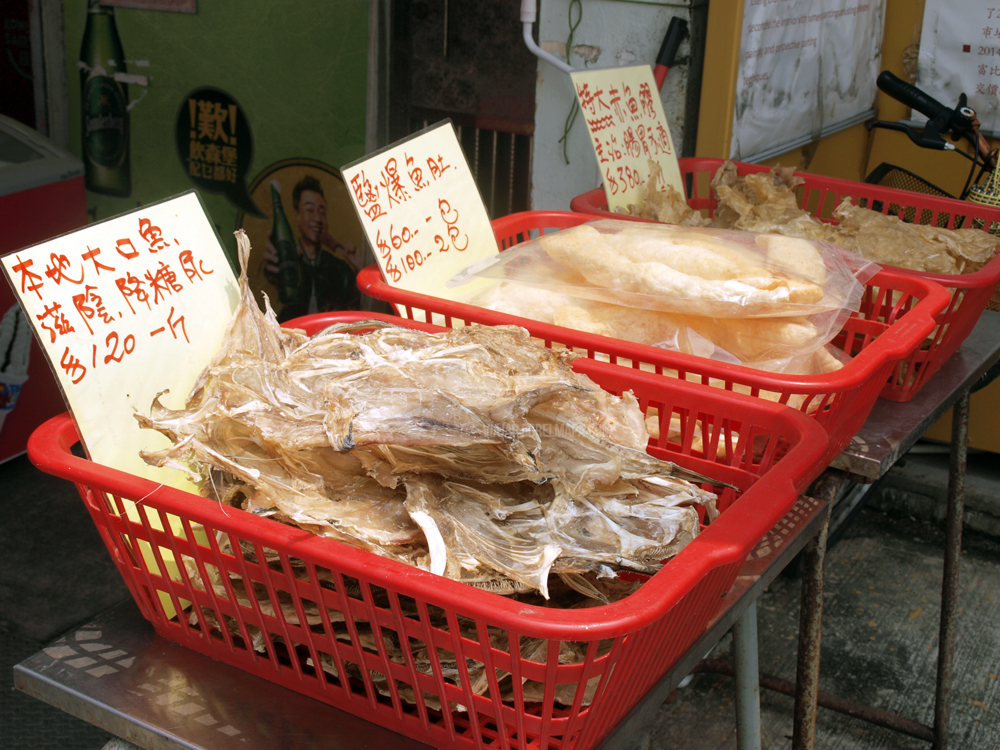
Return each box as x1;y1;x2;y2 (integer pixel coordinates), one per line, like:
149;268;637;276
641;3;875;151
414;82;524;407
876;71;948;121
874;70;996;167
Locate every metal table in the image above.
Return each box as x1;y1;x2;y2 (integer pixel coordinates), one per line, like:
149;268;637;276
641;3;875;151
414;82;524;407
832;309;1000;483
786;309;1000;750
15;310;1000;750
14;496;829;750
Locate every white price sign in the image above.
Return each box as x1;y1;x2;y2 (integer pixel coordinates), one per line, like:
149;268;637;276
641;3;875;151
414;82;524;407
341;121;498;306
1;191;239;492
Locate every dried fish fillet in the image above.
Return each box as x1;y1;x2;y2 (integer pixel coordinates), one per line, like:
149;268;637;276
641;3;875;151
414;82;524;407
138;231;720;605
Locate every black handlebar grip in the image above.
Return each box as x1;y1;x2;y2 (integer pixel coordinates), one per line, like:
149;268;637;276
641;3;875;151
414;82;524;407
876;71;947;120
656;17;688;69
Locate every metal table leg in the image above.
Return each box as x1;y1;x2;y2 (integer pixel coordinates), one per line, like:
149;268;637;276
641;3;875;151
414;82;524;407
691;490;833;750
933;388;970;750
778;385;971;749
733;601;762;750
792;473;836;750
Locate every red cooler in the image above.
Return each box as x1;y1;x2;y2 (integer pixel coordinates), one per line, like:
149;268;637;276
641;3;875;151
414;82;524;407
0;114;88;462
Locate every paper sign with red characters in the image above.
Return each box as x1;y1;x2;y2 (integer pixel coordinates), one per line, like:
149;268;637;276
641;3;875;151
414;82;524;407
1;191;238;492
341;121;497;308
571;65;685;213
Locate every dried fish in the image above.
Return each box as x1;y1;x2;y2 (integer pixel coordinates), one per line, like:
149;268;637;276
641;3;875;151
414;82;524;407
138;231;719;603
144;230;723;710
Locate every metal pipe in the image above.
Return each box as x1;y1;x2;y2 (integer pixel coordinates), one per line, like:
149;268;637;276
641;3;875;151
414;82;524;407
694;661;935;743
933;389;970;750
790;472;845;750
733;602;762;750
520;0;575;74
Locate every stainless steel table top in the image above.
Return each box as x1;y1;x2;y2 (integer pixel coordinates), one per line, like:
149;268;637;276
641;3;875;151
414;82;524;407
831;309;1000;482
15;496;828;750
14;599;433;750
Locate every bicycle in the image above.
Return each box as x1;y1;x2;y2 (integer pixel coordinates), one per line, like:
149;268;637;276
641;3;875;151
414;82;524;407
866;70;998;201
866;70;1000;391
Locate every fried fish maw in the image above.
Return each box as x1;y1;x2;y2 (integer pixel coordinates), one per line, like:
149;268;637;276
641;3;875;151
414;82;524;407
537;221;824;314
755;234;828;284
553;301;821;365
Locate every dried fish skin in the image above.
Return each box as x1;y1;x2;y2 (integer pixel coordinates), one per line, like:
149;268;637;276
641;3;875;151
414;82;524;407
550;484;701;565
313;325;593;440
401;471;706;598
244;481;422;548
617;159;711;227
524;481;702;575
404;475;561;596
526;394;721;492
139;231;721;612
708;161;1000;276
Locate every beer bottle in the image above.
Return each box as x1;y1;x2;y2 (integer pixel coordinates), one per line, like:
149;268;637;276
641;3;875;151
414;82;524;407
269;180;302;305
79;0;130;196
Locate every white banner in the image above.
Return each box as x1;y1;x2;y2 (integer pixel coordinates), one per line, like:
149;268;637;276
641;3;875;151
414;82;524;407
916;1;1000;135
733;0;885;162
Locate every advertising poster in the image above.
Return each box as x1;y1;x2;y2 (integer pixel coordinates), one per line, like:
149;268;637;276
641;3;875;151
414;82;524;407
238;160;364;323
64;0;371;313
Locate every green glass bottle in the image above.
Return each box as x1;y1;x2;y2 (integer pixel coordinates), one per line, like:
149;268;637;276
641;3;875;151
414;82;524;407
269;180;302;305
79;0;130;196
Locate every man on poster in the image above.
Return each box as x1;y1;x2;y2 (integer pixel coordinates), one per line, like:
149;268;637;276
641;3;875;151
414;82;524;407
264;175;362;322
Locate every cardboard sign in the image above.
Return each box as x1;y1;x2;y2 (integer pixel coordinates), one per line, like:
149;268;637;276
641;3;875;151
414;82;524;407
571;65;684;213
341;121;497;308
1;191;239;493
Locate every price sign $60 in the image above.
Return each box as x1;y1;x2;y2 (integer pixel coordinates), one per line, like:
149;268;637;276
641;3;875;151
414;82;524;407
376;198;468;283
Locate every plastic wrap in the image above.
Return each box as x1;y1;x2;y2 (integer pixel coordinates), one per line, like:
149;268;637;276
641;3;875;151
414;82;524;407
452;219;877;374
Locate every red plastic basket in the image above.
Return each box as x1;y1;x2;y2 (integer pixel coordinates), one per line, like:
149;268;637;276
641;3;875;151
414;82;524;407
570;157;1000;402
357;213;950;467
28;311;828;750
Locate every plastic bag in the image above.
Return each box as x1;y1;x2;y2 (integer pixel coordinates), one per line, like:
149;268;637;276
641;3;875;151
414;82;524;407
449;219;878;374
452;219;876;318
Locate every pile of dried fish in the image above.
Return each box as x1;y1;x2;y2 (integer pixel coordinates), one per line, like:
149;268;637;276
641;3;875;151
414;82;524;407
709;161;1000;276
137;232;720;605
617;159;1000;277
136;232;725;708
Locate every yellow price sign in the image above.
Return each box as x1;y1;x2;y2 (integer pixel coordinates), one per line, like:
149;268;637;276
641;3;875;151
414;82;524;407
341;121;497;308
571;65;684;212
1;191;239;490
2;191;240;619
